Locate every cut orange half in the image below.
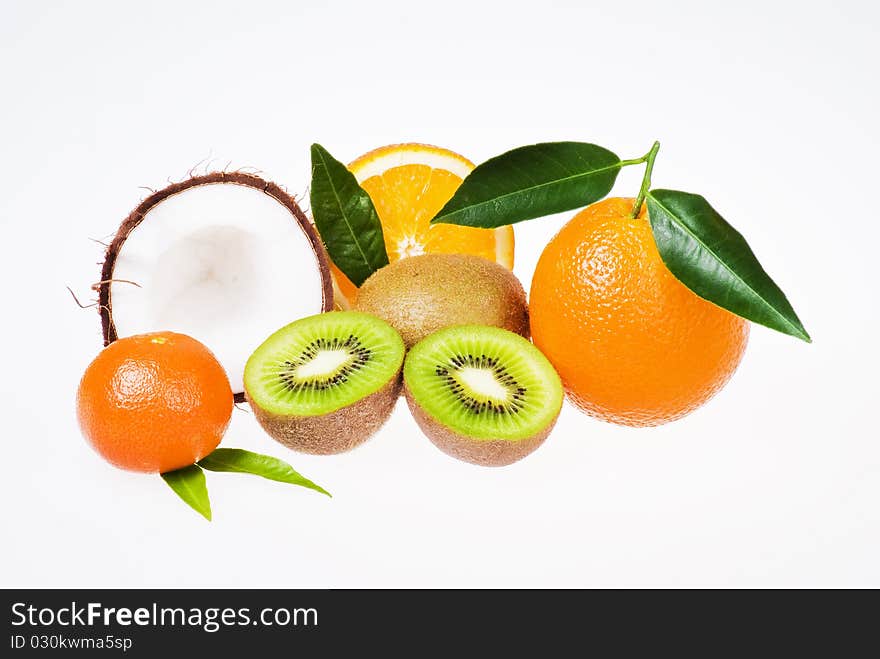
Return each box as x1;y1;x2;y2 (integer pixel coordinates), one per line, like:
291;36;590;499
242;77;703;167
327;143;515;307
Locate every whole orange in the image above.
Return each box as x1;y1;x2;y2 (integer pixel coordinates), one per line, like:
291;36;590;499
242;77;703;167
529;197;749;426
76;332;233;472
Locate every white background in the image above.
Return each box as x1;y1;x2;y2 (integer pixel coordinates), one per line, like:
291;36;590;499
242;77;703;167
1;0;878;588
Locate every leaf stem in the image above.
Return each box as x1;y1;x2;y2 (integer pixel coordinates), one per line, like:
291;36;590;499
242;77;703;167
630;141;661;218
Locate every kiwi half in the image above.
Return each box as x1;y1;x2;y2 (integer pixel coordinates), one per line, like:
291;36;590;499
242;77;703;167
404;325;563;467
244;311;405;455
354;254;529;348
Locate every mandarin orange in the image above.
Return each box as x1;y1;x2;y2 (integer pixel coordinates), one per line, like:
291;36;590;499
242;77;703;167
76;332;233;472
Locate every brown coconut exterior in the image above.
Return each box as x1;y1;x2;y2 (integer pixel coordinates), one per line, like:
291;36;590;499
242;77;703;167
247;374;402;455
404;385;556;467
354;254;530;348
97;172;334;403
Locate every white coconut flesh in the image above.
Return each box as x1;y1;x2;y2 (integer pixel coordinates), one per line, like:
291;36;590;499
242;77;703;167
109;183;326;393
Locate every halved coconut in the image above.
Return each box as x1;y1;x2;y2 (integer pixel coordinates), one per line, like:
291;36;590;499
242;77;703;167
98;172;333;401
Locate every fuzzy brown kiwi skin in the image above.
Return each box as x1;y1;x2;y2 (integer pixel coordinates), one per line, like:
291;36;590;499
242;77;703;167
247;372;402;455
97;172;334;403
354;254;530;349
404;384;556;467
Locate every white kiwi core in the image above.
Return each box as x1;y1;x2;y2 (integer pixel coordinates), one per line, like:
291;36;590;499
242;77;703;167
457;367;510;402
110;183;326;393
295;349;352;379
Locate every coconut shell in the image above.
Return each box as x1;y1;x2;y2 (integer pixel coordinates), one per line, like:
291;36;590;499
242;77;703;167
97;172;334;403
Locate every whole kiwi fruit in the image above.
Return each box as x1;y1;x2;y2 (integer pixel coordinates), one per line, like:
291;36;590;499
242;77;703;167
354;254;529;348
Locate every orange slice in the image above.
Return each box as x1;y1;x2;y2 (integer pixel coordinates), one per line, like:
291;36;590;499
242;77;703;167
328;143;515;307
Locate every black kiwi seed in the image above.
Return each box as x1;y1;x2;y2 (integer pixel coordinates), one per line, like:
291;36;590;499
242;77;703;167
278;335;372;392
435;353;527;416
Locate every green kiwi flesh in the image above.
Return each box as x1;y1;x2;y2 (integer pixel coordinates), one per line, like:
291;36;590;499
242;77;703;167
244;311;405;454
403;325;563;466
354;254;529;348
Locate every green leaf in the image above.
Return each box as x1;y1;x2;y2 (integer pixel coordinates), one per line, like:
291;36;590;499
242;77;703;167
310;143;388;286
161;465;211;521
431;142;622;228
198;448;331;498
645;189;810;342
